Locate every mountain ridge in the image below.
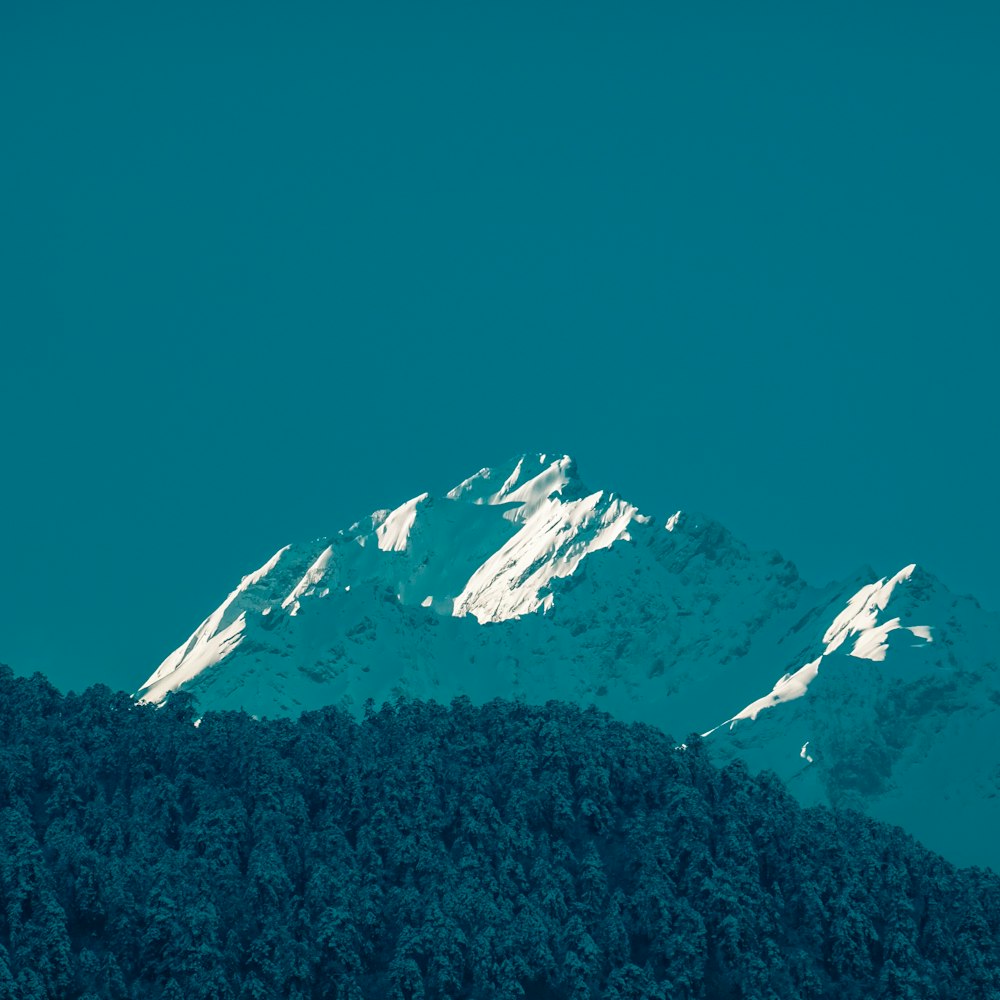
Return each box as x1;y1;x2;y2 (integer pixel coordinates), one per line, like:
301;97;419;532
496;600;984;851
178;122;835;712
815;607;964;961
137;453;999;869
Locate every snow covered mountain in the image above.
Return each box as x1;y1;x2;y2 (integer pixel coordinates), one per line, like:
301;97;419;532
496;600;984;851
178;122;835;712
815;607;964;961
138;454;999;869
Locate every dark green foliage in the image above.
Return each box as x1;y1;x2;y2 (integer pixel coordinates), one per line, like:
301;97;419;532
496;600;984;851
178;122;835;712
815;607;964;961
0;664;998;998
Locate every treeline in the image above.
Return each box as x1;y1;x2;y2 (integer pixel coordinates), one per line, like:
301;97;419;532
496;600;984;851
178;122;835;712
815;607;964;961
0;666;998;999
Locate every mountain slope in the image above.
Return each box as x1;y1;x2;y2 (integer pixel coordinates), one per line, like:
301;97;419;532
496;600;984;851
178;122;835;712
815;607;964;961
137;454;1000;868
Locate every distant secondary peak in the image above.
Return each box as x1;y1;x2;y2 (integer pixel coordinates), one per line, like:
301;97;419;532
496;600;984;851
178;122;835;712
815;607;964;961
376;493;431;552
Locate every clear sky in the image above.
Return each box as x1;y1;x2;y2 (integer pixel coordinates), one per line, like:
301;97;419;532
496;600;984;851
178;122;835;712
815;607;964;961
2;1;997;695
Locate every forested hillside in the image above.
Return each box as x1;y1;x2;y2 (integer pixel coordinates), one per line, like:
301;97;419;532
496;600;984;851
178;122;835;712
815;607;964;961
1;665;998;999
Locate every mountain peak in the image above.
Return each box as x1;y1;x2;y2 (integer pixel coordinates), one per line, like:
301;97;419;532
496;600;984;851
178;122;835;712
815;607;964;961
134;453;1000;869
447;453;582;515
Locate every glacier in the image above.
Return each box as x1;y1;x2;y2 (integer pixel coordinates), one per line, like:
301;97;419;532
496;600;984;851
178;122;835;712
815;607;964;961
138;453;1000;869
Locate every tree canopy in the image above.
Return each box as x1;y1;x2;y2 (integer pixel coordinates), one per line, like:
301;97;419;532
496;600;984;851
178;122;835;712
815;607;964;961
1;665;998;999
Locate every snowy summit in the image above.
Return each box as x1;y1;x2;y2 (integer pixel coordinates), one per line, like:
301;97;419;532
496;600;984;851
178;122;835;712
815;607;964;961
138;454;999;869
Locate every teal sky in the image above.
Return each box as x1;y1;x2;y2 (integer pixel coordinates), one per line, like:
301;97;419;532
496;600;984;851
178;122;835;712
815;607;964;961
2;2;997;695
